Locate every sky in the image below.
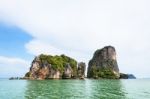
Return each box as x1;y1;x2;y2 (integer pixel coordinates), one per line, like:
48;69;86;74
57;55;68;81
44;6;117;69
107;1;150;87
0;0;150;78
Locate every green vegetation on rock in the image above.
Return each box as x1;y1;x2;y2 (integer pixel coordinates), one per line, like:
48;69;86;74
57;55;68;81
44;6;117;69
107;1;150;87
88;66;117;79
25;72;31;77
39;54;77;74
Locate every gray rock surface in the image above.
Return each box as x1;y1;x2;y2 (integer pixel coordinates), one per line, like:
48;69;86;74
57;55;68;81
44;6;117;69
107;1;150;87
87;46;120;79
62;63;73;78
78;62;86;79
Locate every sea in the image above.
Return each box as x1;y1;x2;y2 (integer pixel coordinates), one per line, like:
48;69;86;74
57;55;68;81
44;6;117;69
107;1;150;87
0;79;150;99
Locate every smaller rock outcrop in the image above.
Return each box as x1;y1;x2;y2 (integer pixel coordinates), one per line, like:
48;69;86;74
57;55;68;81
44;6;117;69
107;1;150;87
77;62;86;79
9;77;20;80
120;73;136;79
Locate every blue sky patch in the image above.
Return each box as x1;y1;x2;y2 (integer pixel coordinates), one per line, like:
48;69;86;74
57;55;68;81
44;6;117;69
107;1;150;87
0;23;33;60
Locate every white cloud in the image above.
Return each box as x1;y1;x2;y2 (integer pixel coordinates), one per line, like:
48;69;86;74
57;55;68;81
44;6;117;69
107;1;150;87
25;39;89;62
0;56;30;78
0;0;150;78
25;39;63;55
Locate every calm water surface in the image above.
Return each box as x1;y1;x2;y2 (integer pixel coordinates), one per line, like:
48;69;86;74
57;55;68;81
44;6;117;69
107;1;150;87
0;79;150;99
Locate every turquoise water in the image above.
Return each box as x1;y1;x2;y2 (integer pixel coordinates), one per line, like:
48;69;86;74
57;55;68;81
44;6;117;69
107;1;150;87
0;79;150;99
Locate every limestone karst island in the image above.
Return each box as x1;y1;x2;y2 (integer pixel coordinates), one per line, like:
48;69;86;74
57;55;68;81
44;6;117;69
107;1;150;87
10;46;136;80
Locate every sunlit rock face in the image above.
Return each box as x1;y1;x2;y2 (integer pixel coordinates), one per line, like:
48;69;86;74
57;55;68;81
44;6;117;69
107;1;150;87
29;57;41;79
24;54;79;80
87;46;120;79
25;56;61;80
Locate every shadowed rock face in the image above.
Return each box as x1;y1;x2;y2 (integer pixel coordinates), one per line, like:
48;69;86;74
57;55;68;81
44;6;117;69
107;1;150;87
77;62;86;79
87;46;120;79
62;63;72;78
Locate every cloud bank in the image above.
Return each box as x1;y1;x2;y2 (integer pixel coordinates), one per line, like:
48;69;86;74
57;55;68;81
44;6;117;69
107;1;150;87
0;0;150;77
0;56;30;78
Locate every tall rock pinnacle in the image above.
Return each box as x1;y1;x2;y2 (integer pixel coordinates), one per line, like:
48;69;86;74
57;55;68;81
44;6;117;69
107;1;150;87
87;46;120;79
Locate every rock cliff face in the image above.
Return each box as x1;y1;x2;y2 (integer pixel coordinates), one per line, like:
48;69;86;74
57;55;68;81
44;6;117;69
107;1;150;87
25;54;87;80
62;63;73;79
25;56;61;79
77;62;86;79
87;46;120;79
25;54;78;80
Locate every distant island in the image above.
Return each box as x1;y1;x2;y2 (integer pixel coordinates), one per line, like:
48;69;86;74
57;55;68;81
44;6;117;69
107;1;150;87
10;46;136;80
87;46;136;79
24;54;86;80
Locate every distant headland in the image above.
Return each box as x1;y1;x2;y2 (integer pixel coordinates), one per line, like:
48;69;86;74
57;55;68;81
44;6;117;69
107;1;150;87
10;46;136;80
